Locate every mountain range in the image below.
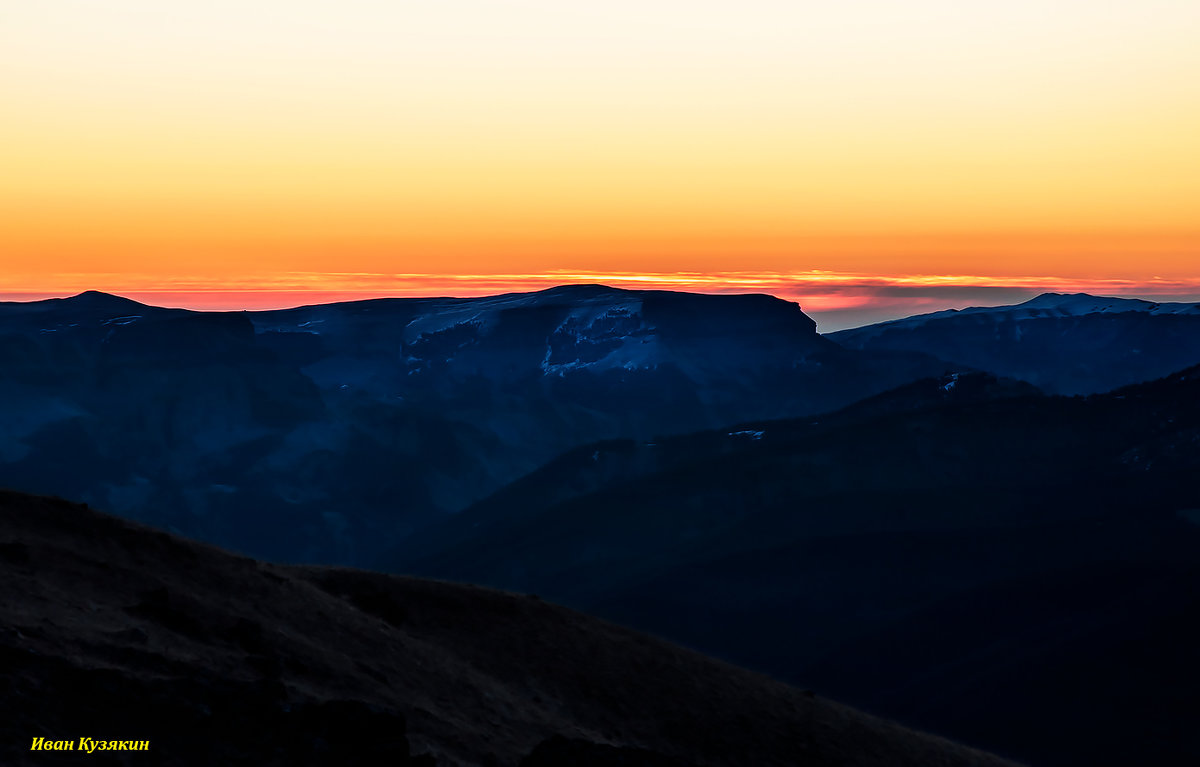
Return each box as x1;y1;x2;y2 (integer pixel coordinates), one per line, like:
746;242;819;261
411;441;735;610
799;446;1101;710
0;286;945;564
829;292;1200;394
4;285;1200;764
5;287;1197;565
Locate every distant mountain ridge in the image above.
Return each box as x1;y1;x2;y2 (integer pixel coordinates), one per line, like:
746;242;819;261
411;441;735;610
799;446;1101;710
6;286;1197;562
247;284;829;398
829;292;1200;394
838;292;1200;337
0;286;948;564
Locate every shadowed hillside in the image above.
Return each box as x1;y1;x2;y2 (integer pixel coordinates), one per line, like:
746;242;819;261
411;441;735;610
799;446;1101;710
391;367;1200;766
0;489;1019;767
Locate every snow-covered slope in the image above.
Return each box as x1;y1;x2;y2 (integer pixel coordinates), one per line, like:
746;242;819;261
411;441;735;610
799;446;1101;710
249;283;826;382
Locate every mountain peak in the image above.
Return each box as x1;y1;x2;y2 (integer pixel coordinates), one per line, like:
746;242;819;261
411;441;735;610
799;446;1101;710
1025;291;1078;302
0;290;152;319
62;290;149;310
834;292;1200;339
535;283;626;296
828;290;1200;396
66;289;143;304
1018;292;1155;313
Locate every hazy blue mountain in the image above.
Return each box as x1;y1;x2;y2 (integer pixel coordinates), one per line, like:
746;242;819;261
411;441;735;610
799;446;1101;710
389;366;1200;766
0;286;949;564
828;292;1200;394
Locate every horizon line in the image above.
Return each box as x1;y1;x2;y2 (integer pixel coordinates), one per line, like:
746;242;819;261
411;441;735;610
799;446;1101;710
6;271;1200;332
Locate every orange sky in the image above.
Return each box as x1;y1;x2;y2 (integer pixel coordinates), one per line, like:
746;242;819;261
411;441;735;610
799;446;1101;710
2;2;1198;328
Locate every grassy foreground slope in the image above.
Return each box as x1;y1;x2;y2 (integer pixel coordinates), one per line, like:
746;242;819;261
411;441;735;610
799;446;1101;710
0;490;1018;766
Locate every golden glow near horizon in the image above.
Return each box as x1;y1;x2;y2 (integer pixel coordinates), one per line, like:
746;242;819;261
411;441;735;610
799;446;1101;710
2;1;1199;304
6;268;1200;332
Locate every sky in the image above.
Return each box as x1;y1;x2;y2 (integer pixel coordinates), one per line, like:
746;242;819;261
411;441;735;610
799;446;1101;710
2;1;1198;329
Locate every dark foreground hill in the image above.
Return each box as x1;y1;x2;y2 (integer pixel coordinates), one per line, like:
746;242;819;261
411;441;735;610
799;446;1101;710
0;489;1018;767
391;368;1200;766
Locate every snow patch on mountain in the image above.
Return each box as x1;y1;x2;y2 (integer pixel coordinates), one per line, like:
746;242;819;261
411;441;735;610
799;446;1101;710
400;286;643;343
728;430;766;440
541;303;660;375
102;315;142;326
